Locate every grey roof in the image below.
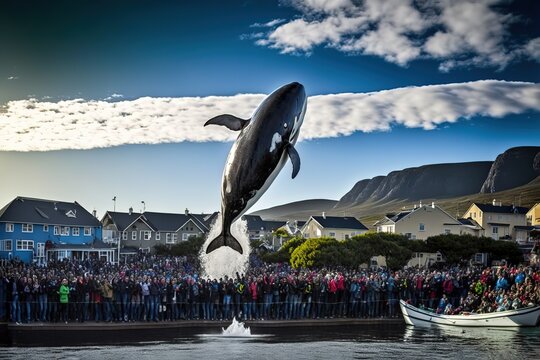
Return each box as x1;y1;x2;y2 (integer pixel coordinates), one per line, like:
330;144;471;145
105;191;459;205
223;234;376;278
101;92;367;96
514;225;538;231
311;216;368;230
0;196;101;227
475;203;528;215
104;211;142;231
242;215;286;232
390;211;412;223
105;211;218;233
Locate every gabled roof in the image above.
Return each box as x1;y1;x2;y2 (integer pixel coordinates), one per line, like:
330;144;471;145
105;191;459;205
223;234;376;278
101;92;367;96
103;211;142;231
389;211;412;223
103;210;218;233
474;203;528;215
242;215;286;232
0;196;101;227
311;216;368;230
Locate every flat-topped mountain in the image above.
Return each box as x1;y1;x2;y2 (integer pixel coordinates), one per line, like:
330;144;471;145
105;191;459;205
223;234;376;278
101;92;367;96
335;162;493;208
251;146;540;223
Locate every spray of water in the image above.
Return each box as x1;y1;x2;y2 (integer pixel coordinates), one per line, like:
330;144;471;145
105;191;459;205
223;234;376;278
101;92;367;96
221;317;252;337
200;213;250;279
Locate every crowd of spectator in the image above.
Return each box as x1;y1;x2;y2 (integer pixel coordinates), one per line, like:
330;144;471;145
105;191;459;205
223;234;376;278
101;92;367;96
0;255;538;324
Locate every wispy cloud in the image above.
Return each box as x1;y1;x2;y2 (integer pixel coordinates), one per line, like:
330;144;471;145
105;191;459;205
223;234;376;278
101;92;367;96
250;18;286;28
7;76;18;80
251;0;540;71
0;80;539;151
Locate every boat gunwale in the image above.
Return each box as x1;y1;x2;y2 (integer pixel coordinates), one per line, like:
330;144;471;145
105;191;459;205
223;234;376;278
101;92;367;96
399;299;540;321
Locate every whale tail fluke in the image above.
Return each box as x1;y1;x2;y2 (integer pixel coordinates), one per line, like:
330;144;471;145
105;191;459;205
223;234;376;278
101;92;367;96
205;233;243;254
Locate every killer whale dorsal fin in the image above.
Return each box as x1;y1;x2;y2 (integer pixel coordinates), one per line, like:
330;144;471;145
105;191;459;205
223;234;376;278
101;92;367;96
287;144;301;179
204;114;250;131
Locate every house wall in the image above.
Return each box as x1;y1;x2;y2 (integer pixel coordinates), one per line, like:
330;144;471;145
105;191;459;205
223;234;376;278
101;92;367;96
302;219;367;240
464;204;527;240
527;204;540;226
121;220;154;251
393;205;464;240
377;224;395;233
119;218;205;252
406;252;443;268
0;222;102;264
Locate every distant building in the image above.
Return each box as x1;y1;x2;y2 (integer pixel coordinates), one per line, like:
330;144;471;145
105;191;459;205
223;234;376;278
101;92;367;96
0;196;104;264
301;214;368;240
374;203;478;240
463;200;528;241
242;215;286;249
101;208;217;255
527;203;540;226
280;220;306;237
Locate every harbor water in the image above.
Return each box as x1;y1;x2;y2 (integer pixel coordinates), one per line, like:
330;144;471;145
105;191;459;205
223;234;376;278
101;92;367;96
2;323;540;360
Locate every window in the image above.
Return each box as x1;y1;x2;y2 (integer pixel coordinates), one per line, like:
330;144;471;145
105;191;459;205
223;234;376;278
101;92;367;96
5;223;14;232
43;224;49;232
182;233;195;241
132;231;137;240
36;242;45;258
0;240;12;251
405;233;412;239
172;233;177;243
54;226;60;235
22;224;33;233
156;232;161;241
493;227;498;234
419;223;425;231
16;240;34;250
72;227;80;236
84;227;91;236
329;232;336;237
166;233;173;244
122;232;127;240
345;234;350;240
60;226;70;236
142;231;151;241
444;229;451;235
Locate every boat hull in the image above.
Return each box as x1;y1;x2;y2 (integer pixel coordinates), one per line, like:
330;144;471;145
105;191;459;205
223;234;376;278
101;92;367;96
399;300;540;327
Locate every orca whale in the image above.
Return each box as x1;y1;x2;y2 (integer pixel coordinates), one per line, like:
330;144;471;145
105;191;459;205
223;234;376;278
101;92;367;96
204;82;307;254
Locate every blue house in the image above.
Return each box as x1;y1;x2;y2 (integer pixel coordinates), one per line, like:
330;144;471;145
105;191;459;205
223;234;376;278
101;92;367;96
0;196;105;264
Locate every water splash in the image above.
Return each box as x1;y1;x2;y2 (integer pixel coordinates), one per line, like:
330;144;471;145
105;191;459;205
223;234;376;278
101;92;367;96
200;213;250;279
221;317;252;337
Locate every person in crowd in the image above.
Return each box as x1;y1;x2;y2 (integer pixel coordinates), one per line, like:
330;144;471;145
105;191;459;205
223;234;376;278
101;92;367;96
1;254;538;323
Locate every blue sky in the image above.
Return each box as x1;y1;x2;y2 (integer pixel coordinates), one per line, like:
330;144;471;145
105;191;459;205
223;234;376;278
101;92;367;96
1;0;539;217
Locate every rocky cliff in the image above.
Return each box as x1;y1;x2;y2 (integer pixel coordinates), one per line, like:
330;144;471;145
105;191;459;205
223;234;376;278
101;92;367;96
480;146;540;193
334;162;493;208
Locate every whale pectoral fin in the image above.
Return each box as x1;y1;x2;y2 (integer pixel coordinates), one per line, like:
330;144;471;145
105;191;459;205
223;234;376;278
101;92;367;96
287;144;301;179
204;114;250;131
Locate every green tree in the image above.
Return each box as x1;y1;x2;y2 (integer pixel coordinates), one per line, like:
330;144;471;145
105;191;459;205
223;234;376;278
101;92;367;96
261;236;305;264
290;237;342;268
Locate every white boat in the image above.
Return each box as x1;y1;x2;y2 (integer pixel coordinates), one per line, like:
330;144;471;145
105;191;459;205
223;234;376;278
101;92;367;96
399;300;540;327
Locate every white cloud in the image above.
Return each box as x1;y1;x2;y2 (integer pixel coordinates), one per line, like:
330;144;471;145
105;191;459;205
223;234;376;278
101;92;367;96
253;0;538;70
7;76;18;80
524;37;540;61
0;80;538;151
250;19;286;28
